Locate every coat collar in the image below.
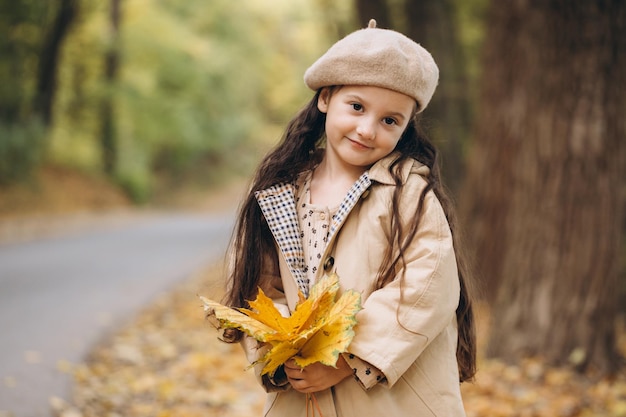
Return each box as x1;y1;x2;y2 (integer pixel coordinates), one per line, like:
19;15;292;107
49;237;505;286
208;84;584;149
255;173;370;297
253;153;429;297
254;182;309;293
367;152;430;185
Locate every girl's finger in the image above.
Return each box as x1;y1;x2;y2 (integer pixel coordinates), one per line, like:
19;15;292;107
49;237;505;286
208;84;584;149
284;359;304;371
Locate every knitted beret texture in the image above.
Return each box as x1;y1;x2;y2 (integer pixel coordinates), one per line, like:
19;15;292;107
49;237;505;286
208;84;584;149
304;19;439;113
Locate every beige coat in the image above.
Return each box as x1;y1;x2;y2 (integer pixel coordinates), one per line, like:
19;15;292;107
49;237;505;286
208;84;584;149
247;154;466;416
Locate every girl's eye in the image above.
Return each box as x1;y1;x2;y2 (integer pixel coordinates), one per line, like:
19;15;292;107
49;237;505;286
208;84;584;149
383;117;397;125
351;103;363;111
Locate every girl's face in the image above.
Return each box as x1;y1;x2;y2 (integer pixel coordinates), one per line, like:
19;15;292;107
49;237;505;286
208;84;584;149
317;85;415;172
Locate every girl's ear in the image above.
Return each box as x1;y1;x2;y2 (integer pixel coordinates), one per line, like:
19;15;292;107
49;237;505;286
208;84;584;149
317;88;330;113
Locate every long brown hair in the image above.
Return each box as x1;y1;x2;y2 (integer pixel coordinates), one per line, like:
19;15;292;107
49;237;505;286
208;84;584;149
224;88;477;382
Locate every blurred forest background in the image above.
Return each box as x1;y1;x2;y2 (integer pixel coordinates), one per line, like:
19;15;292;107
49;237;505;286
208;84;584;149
1;0;626;412
0;0;341;206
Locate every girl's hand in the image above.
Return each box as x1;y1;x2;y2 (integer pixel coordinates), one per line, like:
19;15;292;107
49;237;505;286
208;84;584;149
284;355;353;393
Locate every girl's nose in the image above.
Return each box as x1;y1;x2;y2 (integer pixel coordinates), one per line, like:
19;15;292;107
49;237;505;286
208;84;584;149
356;119;376;140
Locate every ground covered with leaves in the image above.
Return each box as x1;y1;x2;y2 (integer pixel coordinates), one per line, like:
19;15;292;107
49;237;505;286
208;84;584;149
54;265;626;417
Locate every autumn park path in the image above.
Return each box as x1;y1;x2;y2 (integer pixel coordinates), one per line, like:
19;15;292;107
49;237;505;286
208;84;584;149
0;213;234;417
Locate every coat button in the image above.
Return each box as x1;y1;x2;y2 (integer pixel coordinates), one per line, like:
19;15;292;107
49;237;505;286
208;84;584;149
361;189;370;199
323;256;334;272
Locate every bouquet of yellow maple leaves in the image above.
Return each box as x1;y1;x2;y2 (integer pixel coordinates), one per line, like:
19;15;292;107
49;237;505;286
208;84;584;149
199;273;362;377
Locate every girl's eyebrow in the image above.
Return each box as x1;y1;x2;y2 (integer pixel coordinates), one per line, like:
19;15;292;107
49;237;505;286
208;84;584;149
344;93;409;122
387;111;408;122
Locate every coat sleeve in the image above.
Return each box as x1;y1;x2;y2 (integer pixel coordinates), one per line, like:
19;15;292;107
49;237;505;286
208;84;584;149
346;184;460;388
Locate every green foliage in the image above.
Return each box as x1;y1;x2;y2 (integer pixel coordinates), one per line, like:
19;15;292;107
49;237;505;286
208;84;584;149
0;1;53;182
0;121;45;184
45;0;332;201
0;1;47;121
114;144;152;204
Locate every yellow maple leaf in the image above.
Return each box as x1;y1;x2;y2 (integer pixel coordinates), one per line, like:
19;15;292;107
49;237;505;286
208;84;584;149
200;273;361;376
199;296;280;342
294;288;361;368
242;289;302;341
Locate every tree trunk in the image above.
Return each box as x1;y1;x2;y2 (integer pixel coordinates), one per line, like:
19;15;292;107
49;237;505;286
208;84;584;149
404;0;470;197
34;0;78;126
460;0;626;374
101;0;121;175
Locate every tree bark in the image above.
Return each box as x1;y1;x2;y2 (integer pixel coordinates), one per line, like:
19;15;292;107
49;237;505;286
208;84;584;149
101;0;121;175
34;0;78;126
461;0;626;374
404;0;470;197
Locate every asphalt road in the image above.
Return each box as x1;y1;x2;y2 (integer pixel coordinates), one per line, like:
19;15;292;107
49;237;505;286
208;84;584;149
0;213;234;417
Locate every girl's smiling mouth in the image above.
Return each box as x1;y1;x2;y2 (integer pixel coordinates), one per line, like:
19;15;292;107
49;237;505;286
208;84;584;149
347;137;372;149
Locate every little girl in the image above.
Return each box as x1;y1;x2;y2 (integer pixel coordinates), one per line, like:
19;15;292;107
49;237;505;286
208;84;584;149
223;19;476;416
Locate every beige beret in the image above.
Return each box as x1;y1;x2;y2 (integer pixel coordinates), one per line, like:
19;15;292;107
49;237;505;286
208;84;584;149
304;19;439;113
